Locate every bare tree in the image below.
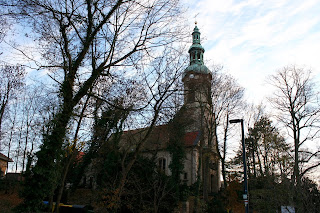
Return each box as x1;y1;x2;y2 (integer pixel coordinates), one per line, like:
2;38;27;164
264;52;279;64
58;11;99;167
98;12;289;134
111;46;186;209
19;85;48;171
0;14;12;56
3;0;187;211
0;65;25;151
207;70;245;189
244;103;266;129
268;65;320;185
68;45;187;211
5;98;18;174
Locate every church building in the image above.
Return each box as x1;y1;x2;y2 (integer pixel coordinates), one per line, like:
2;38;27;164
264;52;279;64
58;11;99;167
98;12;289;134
118;23;221;195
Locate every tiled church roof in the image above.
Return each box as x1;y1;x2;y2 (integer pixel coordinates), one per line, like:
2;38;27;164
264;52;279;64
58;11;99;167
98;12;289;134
184;131;201;147
119;125;201;151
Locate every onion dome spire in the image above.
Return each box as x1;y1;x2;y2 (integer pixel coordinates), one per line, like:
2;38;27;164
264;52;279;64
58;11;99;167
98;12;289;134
185;23;210;74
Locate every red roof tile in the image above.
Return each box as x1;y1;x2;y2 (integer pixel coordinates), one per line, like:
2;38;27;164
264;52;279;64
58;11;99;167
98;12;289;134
184;131;201;147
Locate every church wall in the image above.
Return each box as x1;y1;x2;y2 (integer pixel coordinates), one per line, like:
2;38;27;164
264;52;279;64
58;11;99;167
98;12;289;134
143;150;172;176
143;148;201;186
182;147;199;186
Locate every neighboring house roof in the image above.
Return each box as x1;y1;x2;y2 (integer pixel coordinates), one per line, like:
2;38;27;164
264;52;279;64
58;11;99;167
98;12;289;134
119;125;201;152
0;153;13;162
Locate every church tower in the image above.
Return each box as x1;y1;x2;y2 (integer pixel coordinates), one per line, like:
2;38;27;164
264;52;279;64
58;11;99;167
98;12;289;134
182;23;212;139
183;23;212;104
180;23;220;196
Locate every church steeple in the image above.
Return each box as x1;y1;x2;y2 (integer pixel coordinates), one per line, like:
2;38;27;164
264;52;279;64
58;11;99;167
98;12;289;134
192;22;200;43
189;23;205;65
184;23;210;76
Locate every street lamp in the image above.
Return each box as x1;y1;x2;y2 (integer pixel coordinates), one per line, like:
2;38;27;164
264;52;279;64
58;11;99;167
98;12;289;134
229;119;249;213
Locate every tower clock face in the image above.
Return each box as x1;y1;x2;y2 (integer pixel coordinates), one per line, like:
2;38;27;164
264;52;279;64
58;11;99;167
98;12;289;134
189;74;194;79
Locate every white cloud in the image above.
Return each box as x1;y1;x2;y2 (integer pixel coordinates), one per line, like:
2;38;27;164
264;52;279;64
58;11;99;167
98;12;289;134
182;0;320;106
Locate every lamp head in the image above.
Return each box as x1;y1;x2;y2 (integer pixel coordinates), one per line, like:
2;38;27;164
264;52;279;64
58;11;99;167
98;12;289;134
229;119;243;124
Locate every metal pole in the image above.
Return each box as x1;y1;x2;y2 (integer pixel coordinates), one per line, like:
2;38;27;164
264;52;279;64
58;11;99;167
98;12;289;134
229;119;249;213
240;119;249;213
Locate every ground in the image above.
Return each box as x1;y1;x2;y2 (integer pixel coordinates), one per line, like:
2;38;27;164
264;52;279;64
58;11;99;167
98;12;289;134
0;183;95;213
0;190;23;213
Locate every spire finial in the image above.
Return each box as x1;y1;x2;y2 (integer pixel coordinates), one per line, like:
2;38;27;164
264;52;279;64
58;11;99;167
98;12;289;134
194;13;199;26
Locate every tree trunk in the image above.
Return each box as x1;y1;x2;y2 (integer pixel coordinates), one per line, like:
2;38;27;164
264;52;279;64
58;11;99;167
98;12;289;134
0;88;10;148
55;95;90;213
22;115;30;171
222;113;229;189
252;139;257;178
55;155;73;213
292;113;300;186
15;124;23;173
221;158;227;189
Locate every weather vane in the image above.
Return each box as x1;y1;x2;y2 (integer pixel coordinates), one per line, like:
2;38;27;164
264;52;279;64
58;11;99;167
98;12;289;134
194;13;199;25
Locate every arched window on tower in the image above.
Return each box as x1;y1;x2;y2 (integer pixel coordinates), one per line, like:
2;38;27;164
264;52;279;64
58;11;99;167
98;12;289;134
187;86;195;103
197;52;200;61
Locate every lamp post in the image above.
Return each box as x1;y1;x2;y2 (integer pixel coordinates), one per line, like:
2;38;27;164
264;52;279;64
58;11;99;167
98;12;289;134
229;119;249;213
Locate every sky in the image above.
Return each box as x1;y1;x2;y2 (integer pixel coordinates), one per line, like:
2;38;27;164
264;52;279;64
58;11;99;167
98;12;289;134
181;0;320;104
3;0;319;105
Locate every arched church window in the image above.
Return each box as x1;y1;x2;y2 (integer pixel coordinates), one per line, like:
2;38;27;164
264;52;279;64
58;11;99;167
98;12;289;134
192;53;195;60
197;52;200;60
158;158;166;172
